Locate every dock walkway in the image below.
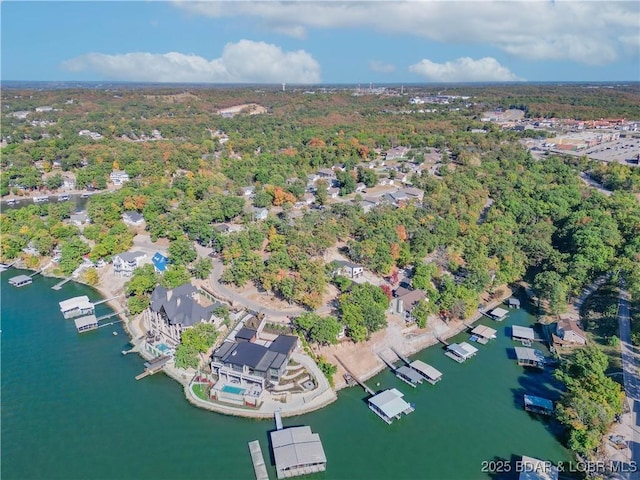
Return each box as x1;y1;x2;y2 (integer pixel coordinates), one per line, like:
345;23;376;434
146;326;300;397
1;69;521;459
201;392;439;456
334;355;375;396
52;277;73;290
248;441;269;480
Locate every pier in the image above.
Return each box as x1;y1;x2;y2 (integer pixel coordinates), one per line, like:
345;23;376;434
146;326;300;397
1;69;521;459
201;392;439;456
436;337;450;346
248;440;269;480
378;351;421;388
52;277;73;290
135;355;170;380
29;270;42;277
92;295;122;306
334;355;375;396
390;347;442;385
274;410;283;431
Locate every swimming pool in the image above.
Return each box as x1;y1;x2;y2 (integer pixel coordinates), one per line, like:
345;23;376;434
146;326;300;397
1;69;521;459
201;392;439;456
221;384;246;395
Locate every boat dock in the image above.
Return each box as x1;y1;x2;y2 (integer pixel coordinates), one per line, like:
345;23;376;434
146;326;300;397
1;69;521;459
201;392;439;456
436;337;450;346
248;440;269;480
334;355;375;396
92;295;122;306
8;274;33;287
52;277;74;290
390;347;443;385
274;410;283;431
135;355;171;380
378;352;421;387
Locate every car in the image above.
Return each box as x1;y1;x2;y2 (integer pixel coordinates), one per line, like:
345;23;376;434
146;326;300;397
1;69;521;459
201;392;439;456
610;435;627;450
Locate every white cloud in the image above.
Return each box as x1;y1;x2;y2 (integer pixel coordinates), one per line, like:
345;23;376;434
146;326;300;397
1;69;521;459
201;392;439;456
61;40;321;83
174;1;639;65
409;57;523;82
369;60;395;73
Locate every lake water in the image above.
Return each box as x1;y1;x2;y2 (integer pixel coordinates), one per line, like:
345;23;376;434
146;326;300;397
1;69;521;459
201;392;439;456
1;270;572;480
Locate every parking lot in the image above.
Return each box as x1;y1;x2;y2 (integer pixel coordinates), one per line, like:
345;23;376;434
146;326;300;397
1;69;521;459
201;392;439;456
583;137;640;165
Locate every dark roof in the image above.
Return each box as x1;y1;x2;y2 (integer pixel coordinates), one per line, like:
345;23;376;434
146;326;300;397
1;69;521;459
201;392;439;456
336;260;361;269
269;335;298;355
225;341;269;369
149;283;214;327
123;211;144;223
236;327;257;341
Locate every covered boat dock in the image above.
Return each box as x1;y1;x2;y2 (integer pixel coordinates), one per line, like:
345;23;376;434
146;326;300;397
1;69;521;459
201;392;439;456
470;325;497;344
512;325;535;346
74;314;98;333
445;342;478;363
524;395;554;415
409;360;443;384
395;365;423;387
368;388;415;424
59;295;95;319
514;347;545;369
489;307;509;321
8;274;33;287
270;426;327;479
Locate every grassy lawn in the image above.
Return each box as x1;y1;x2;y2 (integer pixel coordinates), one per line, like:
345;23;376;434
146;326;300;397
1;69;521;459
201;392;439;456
192;383;210;401
580;281;622;375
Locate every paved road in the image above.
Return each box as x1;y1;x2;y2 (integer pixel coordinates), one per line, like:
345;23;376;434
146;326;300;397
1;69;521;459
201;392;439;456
617;284;640;479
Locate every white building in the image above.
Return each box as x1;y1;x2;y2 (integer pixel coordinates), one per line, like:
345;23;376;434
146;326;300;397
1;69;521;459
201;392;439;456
113;251;147;277
110;170;130;185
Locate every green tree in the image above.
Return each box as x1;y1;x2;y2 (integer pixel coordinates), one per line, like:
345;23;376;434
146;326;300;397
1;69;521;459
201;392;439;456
168;238;197;266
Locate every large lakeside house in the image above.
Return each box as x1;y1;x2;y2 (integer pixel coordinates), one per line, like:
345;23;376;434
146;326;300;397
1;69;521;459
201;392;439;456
211;332;299;389
144;283;224;353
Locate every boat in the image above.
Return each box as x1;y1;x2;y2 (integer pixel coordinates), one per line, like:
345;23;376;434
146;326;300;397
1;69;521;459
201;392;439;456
33;196;49;203
343;373;357;387
113;331;118;336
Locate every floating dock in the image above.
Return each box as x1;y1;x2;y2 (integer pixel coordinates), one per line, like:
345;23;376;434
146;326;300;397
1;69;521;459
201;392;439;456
378;352;421;388
408;360;443;385
248;440;269;480
59;295;94;319
524;394;554;415
74;314;99;333
52;277;74;291
368;388;415;424
445;342;478;363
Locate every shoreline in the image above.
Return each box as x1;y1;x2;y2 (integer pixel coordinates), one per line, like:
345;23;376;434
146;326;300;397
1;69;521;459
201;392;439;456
7;259;512;419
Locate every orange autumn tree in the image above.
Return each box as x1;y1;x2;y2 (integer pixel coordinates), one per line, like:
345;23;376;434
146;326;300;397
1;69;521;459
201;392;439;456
267;186;296;206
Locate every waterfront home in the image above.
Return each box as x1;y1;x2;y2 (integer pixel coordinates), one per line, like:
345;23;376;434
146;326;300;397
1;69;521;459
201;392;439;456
151;252;168;273
144;283;223;349
8;275;32;287
59;295;94;319
445;342;478;363
368;388;415;424
518;455;559;480
512;325;535;345
112;251;147;277
551;317;587;346
470;325;497;344
514;347;545;369
524;395;554;416
333;260;364;279
109;170;130;185
235;327;257;343
327;188;340;199
211;334;298;389
122;211;144;226
391;287;427;323
270;426;327;479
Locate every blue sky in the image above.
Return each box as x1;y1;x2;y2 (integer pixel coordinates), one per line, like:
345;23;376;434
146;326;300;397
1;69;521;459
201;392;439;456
2;1;639;83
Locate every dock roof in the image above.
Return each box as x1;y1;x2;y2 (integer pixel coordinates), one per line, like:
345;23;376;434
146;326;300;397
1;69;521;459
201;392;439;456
9;274;32;284
490;307;509;319
514;347;545;363
74;314;97;329
397;365;423;383
368;388;412;418
447;342;478;358
409;360;442;381
270;426;326;473
471;325;497;339
518;456;559;480
512;325;535;340
59;295;92;312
